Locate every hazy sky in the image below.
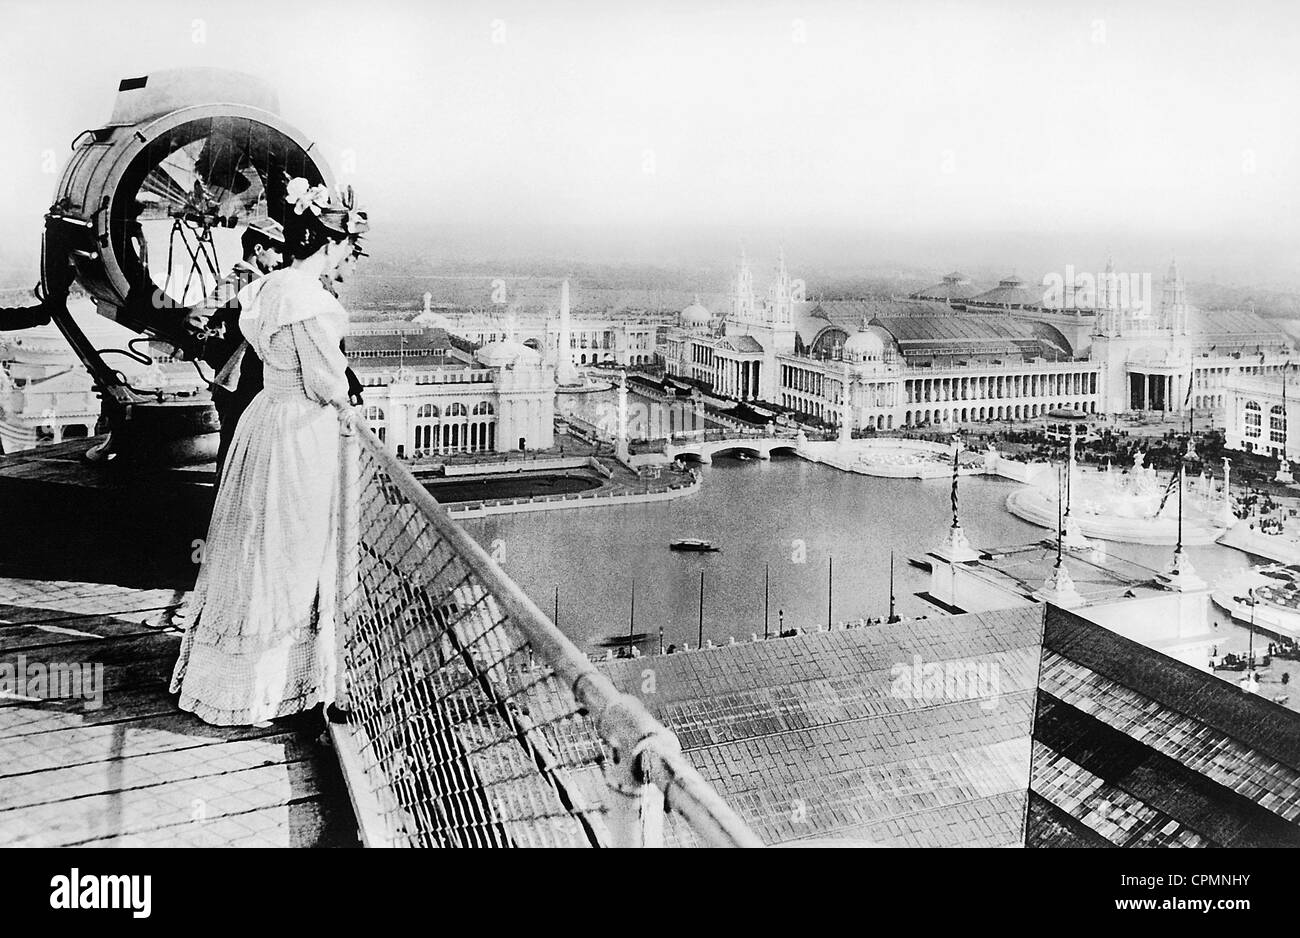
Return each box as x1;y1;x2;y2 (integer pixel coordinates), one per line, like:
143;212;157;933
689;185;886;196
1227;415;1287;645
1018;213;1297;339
2;0;1298;279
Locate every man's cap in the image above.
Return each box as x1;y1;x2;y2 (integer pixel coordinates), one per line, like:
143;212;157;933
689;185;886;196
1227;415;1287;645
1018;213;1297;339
246;218;286;244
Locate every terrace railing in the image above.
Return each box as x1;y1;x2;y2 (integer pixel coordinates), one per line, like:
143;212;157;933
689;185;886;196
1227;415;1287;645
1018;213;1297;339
328;406;760;848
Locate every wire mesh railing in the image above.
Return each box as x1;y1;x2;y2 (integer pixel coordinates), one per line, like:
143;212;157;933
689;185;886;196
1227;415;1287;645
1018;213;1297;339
329;408;761;848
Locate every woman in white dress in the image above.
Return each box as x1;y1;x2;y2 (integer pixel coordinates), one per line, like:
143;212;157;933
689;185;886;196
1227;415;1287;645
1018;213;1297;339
170;179;368;726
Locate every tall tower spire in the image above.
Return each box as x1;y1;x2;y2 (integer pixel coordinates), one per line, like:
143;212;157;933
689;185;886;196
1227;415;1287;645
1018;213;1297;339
1161;256;1188;335
555;278;579;386
732;247;755;322
769;245;793;325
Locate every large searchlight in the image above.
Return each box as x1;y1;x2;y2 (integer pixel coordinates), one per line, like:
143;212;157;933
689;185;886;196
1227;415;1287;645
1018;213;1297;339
42;68;335;464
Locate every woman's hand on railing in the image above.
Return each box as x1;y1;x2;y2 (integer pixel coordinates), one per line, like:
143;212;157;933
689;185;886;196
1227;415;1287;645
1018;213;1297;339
332;398;360;431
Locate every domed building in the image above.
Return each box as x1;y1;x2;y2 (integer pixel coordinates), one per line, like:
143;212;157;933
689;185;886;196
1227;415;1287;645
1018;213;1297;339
841;320;891;366
342;318;555;458
680;296;712;332
474;336;542;369
660;248;1298;434
966;273;1043;310
910;271;982;303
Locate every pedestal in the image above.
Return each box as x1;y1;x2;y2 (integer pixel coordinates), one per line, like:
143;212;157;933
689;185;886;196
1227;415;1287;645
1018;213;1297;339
933;523;980;563
1159;546;1206;592
1062;514;1090;551
1033;562;1084;608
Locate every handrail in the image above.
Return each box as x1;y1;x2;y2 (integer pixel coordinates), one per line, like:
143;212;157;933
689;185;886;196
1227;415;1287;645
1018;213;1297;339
332;403;760;848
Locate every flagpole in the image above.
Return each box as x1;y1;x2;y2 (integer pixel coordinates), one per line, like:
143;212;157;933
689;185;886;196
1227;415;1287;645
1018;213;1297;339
1177;459;1183;554
697;571;705;648
1056;463;1063;567
888;550;897;623
827;556;834;630
763;562;770;640
627;578;636;650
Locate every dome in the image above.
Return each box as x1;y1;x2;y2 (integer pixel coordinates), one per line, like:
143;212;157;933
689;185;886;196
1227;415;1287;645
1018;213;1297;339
475;337;541;367
680;295;712;330
842;321;886;362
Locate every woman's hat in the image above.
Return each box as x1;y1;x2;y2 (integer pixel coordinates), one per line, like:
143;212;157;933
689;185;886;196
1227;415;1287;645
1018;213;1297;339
284;177;370;238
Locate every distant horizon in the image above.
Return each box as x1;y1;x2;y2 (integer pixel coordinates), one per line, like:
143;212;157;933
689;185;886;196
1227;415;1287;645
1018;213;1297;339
2;217;1297;295
3;0;1298;293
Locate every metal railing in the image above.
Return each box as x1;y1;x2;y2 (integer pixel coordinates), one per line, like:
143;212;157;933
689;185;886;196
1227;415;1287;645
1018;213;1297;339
329;407;760;848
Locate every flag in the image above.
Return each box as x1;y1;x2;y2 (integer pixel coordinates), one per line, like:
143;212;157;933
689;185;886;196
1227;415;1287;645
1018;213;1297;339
1154;465;1181;517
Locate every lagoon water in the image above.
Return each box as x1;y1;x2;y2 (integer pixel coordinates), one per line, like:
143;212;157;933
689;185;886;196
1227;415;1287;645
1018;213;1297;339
462;448;1256;654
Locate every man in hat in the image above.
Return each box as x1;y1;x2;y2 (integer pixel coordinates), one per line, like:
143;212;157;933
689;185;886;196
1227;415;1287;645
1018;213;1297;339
187;218;286;480
217;222;368;484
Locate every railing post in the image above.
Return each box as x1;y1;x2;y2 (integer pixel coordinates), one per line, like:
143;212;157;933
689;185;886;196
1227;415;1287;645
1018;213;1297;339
599;694;675;848
335;404;361;711
603;747;667;848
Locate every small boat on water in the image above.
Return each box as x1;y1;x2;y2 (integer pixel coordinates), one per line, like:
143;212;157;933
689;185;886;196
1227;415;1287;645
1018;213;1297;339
596;633;651;649
671;538;720;552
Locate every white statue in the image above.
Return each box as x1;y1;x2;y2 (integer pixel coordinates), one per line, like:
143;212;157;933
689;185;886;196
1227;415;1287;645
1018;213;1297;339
983;442;999;473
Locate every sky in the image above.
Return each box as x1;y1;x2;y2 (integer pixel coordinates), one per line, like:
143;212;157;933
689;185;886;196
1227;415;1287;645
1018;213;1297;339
1;0;1298;282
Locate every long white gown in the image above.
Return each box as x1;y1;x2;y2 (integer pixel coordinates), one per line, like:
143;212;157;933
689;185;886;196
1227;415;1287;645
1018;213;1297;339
170;266;350;726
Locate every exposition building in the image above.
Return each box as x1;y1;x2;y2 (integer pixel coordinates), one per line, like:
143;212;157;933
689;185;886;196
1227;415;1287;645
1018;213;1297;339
346;319;556;458
659;253;1295;432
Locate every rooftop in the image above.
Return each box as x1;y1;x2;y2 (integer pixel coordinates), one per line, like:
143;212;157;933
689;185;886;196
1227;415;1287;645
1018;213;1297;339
1028;606;1300;847
597;607;1043;847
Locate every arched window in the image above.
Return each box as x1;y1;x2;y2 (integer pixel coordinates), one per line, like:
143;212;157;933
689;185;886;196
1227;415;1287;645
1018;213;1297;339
362;405;386;443
446;402;468;417
472;401;495;415
1246;400;1262;438
1270;403;1286;444
416;404;440;419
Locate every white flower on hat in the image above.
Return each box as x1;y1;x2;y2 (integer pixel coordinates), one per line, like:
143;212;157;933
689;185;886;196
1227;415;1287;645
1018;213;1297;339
285;176;331;216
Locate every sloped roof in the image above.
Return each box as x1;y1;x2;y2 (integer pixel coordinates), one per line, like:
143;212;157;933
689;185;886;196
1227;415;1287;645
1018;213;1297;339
796;298;956;350
1027;606;1300;847
598;607;1044;847
911;272;984;301
1191;307;1293;341
966;276;1046;308
812;298;953;330
347;327;479;358
715;334;764;354
591;602;1300;848
869;314;1074;358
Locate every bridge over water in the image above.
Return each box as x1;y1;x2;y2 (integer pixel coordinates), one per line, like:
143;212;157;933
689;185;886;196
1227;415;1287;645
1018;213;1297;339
665;428;805;463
